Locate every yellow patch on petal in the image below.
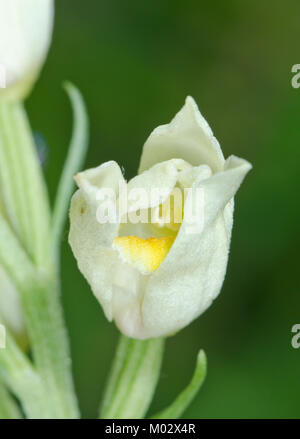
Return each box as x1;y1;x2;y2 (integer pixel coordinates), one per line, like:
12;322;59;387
113;235;175;273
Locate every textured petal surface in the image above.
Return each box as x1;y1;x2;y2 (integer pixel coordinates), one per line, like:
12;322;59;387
139;96;224;174
69;161;125;320
140;157;252;337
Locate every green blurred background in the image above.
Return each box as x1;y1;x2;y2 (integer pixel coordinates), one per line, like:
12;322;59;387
27;0;300;418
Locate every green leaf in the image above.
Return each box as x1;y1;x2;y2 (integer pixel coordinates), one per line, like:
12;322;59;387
51;82;89;255
100;336;165;419
151;350;207;419
0;212;36;291
0;101;51;268
0;328;51;418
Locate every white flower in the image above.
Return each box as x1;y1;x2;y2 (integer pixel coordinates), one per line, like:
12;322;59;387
69;97;252;339
0;0;54;100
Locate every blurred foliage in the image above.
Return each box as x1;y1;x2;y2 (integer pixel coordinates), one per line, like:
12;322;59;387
26;0;300;418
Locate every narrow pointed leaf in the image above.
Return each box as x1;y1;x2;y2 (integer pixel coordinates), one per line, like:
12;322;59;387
51;82;89;254
151;350;207;419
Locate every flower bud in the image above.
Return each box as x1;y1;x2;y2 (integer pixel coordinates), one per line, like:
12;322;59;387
0;0;54;101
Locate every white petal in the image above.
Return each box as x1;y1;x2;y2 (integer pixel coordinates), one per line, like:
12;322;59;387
195;155;252;226
177;164;212;188
139;156;252;338
139;96;225;174
69;161;125;320
126;159;191;212
112;264;149;338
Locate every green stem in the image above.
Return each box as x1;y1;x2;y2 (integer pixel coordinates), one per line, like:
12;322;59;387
0;102;79;418
21;271;79;418
0;382;23;419
0;212;78;418
100;335;164;419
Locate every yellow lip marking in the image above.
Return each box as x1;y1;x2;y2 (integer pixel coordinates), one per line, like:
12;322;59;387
113;235;175;273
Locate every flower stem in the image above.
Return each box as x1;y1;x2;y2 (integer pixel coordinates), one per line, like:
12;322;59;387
100;335;164;419
20;271;79;418
0;101;79;418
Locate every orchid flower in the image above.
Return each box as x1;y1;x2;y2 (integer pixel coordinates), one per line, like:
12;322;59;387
69;97;252;339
